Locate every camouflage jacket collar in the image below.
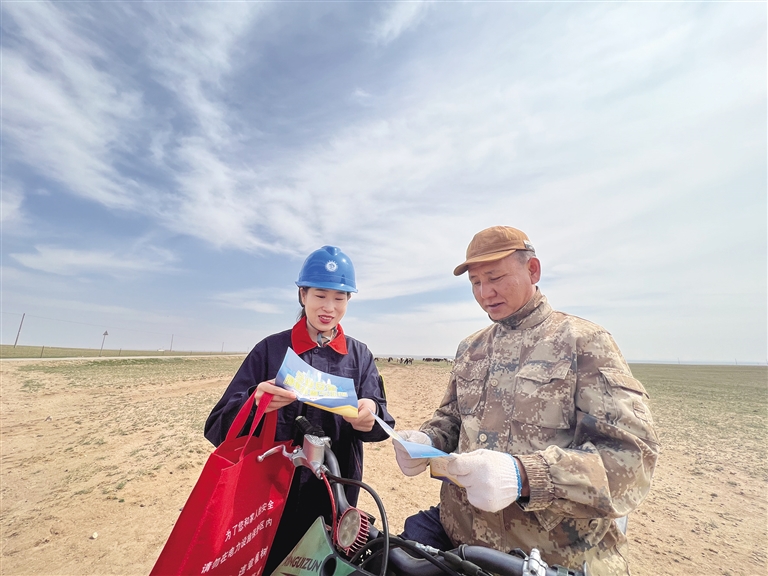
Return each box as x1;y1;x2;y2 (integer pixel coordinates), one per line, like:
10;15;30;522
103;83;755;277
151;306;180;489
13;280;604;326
497;287;552;330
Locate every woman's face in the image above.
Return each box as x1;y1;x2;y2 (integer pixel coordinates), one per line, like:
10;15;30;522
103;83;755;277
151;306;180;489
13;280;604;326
301;288;350;333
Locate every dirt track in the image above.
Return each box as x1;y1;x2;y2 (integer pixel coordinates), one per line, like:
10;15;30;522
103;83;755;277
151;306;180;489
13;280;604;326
0;358;765;575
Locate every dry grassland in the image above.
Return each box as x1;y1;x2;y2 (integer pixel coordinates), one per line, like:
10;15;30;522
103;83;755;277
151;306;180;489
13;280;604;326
0;345;238;360
1;357;765;576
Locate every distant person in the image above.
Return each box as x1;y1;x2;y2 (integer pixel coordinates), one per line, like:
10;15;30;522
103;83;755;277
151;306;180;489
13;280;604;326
394;226;660;575
205;245;394;575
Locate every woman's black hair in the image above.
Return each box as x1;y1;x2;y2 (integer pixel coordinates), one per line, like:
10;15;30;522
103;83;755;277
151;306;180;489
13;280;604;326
297;288;307;321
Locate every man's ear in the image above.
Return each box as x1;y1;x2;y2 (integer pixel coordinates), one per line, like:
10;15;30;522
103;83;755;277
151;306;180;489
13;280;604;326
528;257;542;284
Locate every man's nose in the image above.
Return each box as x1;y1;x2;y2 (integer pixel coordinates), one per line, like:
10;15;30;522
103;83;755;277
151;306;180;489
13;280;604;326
478;282;494;299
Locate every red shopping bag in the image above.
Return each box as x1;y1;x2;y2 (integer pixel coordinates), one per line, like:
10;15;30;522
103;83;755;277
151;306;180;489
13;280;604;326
150;393;294;576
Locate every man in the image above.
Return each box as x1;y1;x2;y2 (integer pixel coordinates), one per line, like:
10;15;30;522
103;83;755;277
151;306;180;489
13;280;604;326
395;226;659;575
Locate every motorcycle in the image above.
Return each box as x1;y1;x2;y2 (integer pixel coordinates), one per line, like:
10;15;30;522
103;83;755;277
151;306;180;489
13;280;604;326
257;417;587;576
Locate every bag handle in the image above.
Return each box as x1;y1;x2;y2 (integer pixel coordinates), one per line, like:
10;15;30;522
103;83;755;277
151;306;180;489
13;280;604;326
224;391;278;448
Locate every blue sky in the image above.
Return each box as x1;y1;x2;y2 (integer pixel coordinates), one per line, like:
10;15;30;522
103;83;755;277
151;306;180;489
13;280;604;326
1;1;765;363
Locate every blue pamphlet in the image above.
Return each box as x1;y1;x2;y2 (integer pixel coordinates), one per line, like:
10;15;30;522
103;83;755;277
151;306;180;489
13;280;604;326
371;412;451;459
275;348;359;418
371;412;463;486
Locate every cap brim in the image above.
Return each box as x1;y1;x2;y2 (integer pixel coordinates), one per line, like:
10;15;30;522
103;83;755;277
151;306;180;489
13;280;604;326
453;249;519;276
296;281;357;293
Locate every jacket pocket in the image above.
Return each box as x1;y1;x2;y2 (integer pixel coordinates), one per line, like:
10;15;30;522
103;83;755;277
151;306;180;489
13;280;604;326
512;362;573;429
599;368;657;436
598;368;648;396
452;359;489;415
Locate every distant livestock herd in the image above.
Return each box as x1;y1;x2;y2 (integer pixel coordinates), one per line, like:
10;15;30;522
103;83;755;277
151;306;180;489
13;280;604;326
374;357;454;365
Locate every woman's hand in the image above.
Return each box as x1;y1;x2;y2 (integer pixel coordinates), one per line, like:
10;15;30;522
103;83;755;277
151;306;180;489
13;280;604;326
343;398;377;431
254;380;297;413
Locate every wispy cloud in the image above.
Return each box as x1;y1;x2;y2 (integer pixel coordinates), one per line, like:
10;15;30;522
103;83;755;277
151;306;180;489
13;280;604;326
2;2;277;251
243;2;765;306
370;1;432;46
350;88;374;107
2;3;146;209
346;299;488;356
212;287;296;315
10;245;177;277
0;181;25;227
133;4;294;254
139;3;265;146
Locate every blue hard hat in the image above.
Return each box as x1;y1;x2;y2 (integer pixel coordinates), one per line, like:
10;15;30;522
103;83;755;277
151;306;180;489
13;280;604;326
295;246;358;293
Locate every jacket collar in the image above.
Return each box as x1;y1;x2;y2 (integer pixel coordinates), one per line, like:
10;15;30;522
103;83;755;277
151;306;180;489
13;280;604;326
497;287;552;330
291;318;348;355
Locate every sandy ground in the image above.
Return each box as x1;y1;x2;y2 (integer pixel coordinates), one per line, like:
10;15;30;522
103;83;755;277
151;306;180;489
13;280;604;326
0;359;765;576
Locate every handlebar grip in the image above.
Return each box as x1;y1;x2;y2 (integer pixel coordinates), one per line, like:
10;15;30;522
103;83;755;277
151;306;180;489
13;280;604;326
293;415;325;446
387;545;583;576
387;548;448;576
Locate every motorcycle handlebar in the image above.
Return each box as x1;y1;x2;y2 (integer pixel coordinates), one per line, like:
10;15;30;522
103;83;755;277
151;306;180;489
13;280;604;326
290;417;584;576
387;544;583;576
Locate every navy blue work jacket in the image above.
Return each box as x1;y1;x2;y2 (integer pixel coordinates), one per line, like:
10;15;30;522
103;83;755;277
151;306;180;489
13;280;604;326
204;324;394;573
204;327;394;463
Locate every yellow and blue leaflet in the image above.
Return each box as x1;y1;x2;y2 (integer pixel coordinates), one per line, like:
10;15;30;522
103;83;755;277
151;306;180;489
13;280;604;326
275;348;359;419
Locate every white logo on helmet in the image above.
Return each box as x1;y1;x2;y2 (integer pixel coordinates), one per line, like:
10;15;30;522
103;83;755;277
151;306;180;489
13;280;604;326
325;260;338;272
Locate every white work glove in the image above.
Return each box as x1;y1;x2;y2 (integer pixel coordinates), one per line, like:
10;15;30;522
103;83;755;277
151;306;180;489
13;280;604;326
445;449;522;513
393;430;432;477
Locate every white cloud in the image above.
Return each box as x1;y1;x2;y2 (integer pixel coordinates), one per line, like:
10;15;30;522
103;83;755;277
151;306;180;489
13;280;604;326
350;88;374;107
0;183;25;226
162;140;272;252
240;3;764;309
1;3;146;209
212;287;296;315
345;299;489;357
131;4;301;255
370;1;432;46
140;4;265;146
10;245;177;277
1;2;273;248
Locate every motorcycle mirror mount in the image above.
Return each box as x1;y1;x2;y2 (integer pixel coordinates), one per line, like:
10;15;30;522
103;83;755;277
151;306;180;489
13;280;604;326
257;434;331;479
300;434;332;478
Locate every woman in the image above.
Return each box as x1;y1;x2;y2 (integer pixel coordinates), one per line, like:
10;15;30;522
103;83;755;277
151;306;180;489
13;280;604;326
204;245;394;575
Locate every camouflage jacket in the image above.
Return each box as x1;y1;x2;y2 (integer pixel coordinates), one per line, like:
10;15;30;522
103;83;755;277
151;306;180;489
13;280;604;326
421;289;660;575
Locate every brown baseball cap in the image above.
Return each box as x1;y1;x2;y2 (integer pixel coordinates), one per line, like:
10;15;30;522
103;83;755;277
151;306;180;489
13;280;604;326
453;226;535;276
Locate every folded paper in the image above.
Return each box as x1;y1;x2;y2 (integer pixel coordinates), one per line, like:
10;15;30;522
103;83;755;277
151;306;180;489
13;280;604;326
275;348;359;418
371;412;463;486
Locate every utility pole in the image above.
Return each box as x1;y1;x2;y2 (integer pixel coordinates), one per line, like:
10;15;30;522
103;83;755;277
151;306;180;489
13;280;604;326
13;313;25;348
169;334;174;352
221;342;224;353
99;331;108;357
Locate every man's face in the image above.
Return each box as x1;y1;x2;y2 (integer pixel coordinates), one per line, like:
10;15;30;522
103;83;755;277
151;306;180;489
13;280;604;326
468;253;540;321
